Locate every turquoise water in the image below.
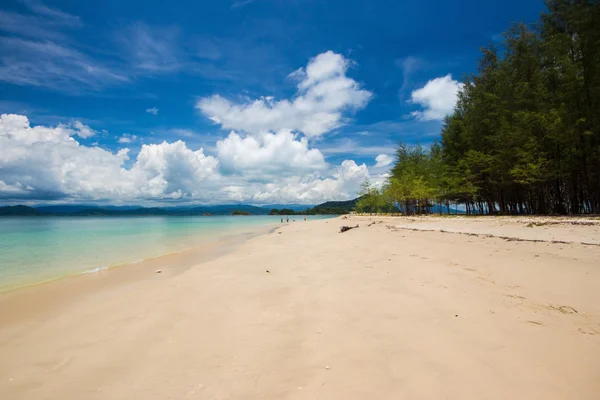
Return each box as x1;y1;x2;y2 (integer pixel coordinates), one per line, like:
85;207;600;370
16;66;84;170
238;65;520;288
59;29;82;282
0;215;330;292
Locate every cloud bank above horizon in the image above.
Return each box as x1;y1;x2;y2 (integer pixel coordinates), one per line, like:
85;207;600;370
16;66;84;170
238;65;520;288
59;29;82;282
1;44;461;205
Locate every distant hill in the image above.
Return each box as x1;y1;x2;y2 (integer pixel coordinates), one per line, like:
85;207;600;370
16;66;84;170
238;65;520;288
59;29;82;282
1;204;271;216
259;204;313;212
0;201;466;217
0;205;42;216
189;204;270;215
35;205;168;214
69;207;170;216
36;205;96;214
305;197;361;215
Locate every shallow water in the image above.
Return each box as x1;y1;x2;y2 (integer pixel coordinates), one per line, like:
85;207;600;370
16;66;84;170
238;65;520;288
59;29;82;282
0;215;330;291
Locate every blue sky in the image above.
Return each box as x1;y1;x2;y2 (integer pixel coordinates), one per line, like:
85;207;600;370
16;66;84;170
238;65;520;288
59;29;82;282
0;0;546;205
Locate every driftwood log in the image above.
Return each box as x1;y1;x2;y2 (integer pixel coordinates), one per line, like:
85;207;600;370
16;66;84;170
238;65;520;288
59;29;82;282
340;224;359;233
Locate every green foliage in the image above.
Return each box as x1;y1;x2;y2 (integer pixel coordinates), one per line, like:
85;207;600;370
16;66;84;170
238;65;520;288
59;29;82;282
384;1;600;215
305;198;362;215
232;210;251;216
355;179;401;213
269;208;297;215
0;205;42;216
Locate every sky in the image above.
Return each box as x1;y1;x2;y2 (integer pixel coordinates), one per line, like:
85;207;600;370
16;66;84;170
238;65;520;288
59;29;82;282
0;0;546;205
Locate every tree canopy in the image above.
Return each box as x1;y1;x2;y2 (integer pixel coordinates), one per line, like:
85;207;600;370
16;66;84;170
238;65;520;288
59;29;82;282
379;0;600;215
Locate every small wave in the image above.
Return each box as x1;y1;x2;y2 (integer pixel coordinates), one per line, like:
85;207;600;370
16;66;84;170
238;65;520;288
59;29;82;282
81;265;109;274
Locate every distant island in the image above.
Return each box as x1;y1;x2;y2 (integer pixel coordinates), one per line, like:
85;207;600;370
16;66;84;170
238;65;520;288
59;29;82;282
0;195;469;217
0;200;361;217
231;210;250;216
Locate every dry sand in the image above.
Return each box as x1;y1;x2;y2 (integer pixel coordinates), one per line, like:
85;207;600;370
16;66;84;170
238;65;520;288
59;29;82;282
1;216;599;399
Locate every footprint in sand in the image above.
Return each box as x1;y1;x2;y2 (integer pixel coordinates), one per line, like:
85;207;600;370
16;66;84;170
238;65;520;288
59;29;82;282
477;276;496;284
578;327;597;336
548;304;578;314
527;320;543;326
504;294;527;300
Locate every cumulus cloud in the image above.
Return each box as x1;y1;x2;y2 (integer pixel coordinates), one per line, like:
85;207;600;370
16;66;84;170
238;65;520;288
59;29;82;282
0;114;372;204
375;154;394;168
146;107;158;115
409;74;463;121
0;114;132;200
0;114;218;201
246;160;370;204
70;120;96;138
216;130;326;179
132;141;219;199
196;51;372;137
118;134;138;144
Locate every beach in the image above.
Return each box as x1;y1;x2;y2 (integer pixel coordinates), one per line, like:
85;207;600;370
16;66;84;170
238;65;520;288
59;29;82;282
1;216;599;399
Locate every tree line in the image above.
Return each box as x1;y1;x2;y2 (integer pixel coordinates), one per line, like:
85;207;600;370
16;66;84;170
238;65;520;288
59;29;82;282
359;0;600;215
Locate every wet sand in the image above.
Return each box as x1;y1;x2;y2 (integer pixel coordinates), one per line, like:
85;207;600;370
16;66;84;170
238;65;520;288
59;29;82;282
1;216;599;399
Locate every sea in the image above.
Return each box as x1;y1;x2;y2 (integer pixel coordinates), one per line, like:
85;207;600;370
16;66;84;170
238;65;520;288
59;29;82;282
0;215;331;292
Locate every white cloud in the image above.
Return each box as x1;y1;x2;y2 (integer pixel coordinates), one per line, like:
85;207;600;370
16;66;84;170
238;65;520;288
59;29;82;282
245;160;370;204
0;114;133;200
0;114;220;201
71;120;96;138
196;51;372;137
216;130;326;179
409;74;463;121
132;141;219;199
146;107;158;115
375;154;394;168
118;134;138;144
0;114;373;204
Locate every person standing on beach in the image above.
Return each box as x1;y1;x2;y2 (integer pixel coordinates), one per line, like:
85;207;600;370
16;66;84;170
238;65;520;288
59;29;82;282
286;217;289;223
304;215;307;221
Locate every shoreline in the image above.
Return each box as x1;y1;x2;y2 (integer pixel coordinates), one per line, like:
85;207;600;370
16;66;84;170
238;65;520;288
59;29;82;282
1;216;599;399
0;218;284;295
0;223;278;325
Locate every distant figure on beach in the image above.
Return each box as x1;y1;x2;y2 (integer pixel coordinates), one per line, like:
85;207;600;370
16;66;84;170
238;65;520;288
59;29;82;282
286;217;289;223
304;215;307;221
281;218;283;223
293;217;295;222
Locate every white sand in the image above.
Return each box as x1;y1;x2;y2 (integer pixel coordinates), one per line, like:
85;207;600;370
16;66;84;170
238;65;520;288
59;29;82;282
1;216;599;399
